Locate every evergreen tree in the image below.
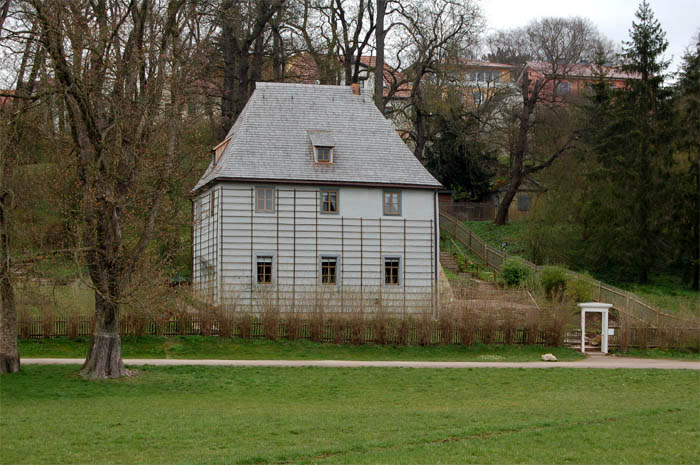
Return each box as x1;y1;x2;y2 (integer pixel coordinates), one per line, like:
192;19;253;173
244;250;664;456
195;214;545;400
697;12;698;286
673;35;700;290
424;109;495;201
586;1;672;283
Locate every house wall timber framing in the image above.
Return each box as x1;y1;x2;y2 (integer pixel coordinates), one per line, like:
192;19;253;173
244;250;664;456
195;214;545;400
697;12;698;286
193;183;439;313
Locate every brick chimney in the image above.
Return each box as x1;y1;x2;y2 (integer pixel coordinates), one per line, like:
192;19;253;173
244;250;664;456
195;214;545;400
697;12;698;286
351;83;361;95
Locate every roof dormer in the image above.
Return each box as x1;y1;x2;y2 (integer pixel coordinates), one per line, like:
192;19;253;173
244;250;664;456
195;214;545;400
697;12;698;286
308;130;335;164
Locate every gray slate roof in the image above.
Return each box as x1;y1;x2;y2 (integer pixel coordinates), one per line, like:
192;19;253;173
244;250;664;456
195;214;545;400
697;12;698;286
193;83;442;192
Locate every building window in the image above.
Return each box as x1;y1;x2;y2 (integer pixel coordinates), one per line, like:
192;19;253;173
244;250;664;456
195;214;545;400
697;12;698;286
255;187;275;213
320;256;338;285
384;257;400;285
473;91;484;105
383;190;401;215
517;195;531;212
555;81;571;96
315;146;333;163
256;255;273;284
320;189;338;214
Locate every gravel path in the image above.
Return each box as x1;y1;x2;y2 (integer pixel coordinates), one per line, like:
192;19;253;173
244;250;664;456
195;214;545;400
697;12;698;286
21;355;700;370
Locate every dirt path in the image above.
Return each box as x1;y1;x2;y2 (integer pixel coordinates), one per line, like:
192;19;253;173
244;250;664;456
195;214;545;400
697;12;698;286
21;355;700;370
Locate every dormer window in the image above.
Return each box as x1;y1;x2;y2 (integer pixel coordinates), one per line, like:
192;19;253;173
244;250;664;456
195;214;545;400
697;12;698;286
315;146;333;163
308;130;335;164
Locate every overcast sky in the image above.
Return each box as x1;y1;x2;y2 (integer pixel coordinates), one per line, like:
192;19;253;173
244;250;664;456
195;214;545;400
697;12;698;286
479;0;699;75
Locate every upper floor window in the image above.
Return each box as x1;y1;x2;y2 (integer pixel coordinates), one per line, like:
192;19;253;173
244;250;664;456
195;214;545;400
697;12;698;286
308;130;335;163
255;187;275;213
320;189;338;214
470;70;500;83
383;190;401;216
315;146;333;163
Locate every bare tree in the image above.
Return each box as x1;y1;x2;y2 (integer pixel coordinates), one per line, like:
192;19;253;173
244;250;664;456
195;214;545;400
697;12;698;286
25;0;196;379
393;0;482;160
219;0;286;136
491;17;599;225
0;8;46;373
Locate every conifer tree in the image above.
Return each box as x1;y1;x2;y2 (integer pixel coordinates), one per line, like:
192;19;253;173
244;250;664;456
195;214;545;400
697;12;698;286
588;1;672;283
673;35;700;290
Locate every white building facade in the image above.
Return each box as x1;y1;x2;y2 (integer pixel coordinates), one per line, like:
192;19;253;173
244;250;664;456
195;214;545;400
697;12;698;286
192;83;442;313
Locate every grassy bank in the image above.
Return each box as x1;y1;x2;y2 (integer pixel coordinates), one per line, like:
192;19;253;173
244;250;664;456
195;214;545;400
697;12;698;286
1;365;698;464
18;336;585;362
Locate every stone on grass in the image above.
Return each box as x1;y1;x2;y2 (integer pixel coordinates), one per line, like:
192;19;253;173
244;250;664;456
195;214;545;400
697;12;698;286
541;353;557;362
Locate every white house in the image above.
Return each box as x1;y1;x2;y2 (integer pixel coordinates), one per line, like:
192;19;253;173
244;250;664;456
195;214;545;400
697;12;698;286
192;82;442;313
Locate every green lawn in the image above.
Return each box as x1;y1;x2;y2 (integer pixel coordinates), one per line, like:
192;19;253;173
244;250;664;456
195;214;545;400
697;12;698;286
613;348;700;360
464;220;530;260
1;366;698;464
19;336;585;362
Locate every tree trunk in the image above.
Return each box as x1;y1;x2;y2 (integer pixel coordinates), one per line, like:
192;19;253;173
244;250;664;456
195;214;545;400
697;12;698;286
221;19;236;137
693;151;699;290
80;292;128;379
0;192;20;374
413;111;429;163
374;0;385;111
494;176;521;226
495;78;533;226
272;12;283;81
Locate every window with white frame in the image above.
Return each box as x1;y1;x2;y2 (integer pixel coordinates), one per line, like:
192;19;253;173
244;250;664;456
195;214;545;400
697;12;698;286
320;189;338;214
315;146;333;163
384;257;400;285
255;187;275;213
383;190;401;215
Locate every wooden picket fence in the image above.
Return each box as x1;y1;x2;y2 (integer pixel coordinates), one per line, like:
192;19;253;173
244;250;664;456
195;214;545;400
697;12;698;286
18;314;699;350
17;314;566;346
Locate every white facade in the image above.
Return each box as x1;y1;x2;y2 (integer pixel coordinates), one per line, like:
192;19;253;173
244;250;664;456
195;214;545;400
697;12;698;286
193;183;439;313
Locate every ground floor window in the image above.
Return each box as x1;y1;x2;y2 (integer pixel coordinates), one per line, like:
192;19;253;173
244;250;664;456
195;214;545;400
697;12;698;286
257;255;273;284
321;256;338;284
384;257;400;285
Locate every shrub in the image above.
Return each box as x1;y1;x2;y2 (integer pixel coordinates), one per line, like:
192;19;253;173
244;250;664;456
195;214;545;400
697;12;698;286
455;253;470;273
237;313;255;339
348;312;365;345
500;256;532;288
371;311;392;345
457;307;478;346
309;310;325;342
440;310;456;345
539;266;568;299
331;316;347;344
397;317;411;345
216;308;235;338
565;272;596;302
283;312;302;340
